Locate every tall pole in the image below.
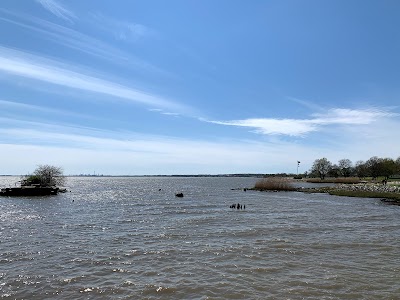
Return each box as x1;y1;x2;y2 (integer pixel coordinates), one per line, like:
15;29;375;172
297;161;300;175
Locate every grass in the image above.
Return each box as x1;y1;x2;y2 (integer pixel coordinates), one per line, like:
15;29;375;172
306;177;360;184
254;177;296;191
327;189;400;201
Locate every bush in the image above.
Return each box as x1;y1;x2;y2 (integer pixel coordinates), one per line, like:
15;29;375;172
254;177;296;191
22;165;66;187
21;175;42;186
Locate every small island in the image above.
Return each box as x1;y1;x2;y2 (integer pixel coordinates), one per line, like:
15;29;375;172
0;165;67;196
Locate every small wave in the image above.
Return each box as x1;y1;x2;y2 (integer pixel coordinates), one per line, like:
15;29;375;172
141;284;177;296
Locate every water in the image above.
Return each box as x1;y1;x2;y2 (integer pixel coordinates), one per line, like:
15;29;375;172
0;176;399;299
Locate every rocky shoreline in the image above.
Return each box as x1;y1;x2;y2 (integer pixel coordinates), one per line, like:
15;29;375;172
333;182;400;193
299;182;400;205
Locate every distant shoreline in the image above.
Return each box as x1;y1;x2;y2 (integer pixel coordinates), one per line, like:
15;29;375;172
0;174;266;178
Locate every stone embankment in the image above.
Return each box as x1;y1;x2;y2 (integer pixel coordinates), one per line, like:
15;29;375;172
334;182;400;193
298;181;400;205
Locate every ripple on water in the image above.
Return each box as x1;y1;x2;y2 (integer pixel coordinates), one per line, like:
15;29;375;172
1;177;400;299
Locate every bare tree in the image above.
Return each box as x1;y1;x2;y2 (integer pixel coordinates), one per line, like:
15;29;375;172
354;160;368;179
365;156;382;180
23;165;66;187
311;158;332;180
328;164;340;178
380;158;397;180
338;159;353;177
396;157;400;174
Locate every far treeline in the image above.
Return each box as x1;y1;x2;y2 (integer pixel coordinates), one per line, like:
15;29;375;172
308;156;400;180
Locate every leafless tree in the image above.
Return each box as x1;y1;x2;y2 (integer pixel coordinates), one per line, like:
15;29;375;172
23;165;66;187
338;159;353;177
311;158;332;180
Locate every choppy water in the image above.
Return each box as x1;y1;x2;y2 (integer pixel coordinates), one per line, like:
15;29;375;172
0;176;399;299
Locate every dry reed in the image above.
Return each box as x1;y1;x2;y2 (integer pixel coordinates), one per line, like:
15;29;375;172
254;177;296;191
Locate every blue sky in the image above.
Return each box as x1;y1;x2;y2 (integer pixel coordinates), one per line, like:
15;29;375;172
0;0;399;175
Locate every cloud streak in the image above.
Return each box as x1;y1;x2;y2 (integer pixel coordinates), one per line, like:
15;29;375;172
89;12;155;42
0;121;318;175
0;99;96;120
2;121;399;176
36;0;76;23
1;114;400;175
0;46;188;112
0;10;172;76
210;118;317;136
208;108;397;137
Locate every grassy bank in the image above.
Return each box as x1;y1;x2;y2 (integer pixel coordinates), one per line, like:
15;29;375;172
327;189;400;201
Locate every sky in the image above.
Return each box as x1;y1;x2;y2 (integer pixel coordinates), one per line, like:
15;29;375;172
0;0;399;175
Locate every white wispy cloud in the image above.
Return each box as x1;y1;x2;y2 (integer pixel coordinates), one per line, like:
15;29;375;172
0;10;126;61
311;108;395;125
287;97;324;111
0;123;316;175
36;0;76;23
161;112;180;116
207;108;397;137
210;118;317;136
148;108;180;117
0;99;95;120
0;46;188;112
1;114;400;175
0;10;172;76
2;121;399;175
89;12;155;42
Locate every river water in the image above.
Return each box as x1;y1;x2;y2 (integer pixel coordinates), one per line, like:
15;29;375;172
0;176;399;299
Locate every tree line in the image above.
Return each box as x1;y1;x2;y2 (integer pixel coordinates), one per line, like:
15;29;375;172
309;156;400;180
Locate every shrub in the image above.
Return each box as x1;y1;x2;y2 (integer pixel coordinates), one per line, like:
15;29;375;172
21;165;66;187
21;175;42;186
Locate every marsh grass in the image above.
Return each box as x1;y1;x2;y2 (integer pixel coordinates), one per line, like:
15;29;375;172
306;177;360;184
254;177;296;191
